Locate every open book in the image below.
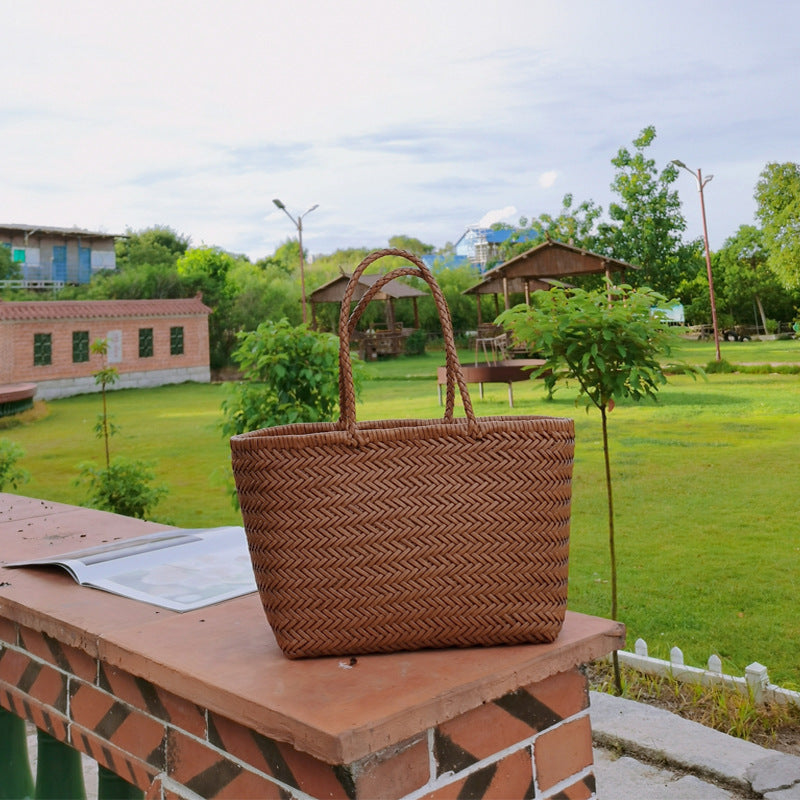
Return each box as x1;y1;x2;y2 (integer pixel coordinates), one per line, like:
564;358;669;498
6;526;257;612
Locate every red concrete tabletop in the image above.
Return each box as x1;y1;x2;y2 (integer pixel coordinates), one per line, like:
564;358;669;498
0;493;624;764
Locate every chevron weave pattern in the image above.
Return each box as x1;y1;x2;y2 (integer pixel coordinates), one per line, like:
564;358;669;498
230;249;575;658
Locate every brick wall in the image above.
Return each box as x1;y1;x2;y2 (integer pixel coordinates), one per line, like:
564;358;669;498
0;618;597;800
1;313;210;396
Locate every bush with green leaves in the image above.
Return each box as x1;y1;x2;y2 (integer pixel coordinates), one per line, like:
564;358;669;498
499;281;694;693
404;328;427;355
0;439;28;491
221;319;361;436
77;458;167;519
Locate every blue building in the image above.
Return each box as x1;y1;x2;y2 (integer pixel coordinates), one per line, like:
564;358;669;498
0;224;121;288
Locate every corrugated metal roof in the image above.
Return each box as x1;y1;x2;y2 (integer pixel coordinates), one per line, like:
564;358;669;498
0;224;123;239
0;297;211;321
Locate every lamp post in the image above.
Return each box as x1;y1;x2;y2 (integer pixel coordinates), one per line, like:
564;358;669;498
671;160;721;362
273;198;319;325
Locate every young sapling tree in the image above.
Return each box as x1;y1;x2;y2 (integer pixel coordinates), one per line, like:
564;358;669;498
499;281;692;694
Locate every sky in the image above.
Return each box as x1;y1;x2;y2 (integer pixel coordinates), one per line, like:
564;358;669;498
3;1;799;262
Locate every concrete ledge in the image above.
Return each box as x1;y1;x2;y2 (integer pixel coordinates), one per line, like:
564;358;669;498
590;691;800;798
32;367;211;400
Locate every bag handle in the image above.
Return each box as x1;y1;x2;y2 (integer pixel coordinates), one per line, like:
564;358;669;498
337;248;477;439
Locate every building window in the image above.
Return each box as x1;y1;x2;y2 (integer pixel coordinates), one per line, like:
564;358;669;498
139;328;154;358
33;333;52;366
170;326;184;355
73;330;90;363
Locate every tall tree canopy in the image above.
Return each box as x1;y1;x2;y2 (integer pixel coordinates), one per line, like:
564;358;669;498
598;126;699;296
712;225;796;330
504;194;602;261
754;162;800;289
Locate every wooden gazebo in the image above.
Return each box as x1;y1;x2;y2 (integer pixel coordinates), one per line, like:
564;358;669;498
464;239;639;323
309;271;427;357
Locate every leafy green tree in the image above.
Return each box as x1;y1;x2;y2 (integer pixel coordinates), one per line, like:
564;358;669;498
0;246;22;282
503;194;603;263
499;282;688;694
417;262;482;335
115;225;190;271
0;439;29;491
713;225;797;330
598;126;700;296
754;162;800;289
177;247;240;367
76;338;167;519
221;320;359;436
90;338;120;469
227;260;301;331
388;235;434;255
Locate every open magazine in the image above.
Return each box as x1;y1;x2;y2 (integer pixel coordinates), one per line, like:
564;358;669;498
6;526;257;612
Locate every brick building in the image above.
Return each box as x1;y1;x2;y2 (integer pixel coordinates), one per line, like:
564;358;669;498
0;297;212;400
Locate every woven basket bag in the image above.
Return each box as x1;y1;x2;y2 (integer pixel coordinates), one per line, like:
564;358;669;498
230;248;574;659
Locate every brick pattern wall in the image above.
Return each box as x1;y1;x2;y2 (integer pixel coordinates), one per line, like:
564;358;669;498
1;315;209;389
0;618;596;800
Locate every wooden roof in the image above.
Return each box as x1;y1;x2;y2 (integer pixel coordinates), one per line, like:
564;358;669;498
309;272;427;303
465;239;638;296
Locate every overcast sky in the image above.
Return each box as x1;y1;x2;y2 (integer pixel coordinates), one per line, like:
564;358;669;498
3;1;798;261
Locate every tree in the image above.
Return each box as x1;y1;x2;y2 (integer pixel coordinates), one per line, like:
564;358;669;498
76;338;167;519
503;194;603;264
499;282;688;694
713;225;797;331
388;235;434;255
115;225;190;272
0;439;28;491
0;246;22;282
598;126;700;296
221;320;358;437
754;162;800;289
177;247;240;367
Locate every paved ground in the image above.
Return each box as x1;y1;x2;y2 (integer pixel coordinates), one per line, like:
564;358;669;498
591;691;800;799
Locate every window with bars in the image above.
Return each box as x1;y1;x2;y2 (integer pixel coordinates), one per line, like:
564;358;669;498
33;333;52;366
138;328;154;358
170;326;184;355
72;330;90;363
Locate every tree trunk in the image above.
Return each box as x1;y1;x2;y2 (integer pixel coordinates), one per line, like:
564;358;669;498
601;404;623;695
754;293;768;335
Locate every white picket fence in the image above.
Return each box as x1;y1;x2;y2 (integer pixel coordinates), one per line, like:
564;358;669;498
613;638;800;708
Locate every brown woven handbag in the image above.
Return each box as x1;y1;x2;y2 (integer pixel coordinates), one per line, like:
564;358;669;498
230;248;574;659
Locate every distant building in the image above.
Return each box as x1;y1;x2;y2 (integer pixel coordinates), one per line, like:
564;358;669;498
0;224;121;288
0;297;212;400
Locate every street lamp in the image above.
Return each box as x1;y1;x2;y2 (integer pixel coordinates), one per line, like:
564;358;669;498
671;160;722;361
273;198;319;325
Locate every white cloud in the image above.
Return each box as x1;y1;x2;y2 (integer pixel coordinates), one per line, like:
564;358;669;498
539;171;558;189
478;207;518;228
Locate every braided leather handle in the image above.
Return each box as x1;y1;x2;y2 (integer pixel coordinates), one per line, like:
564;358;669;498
337;248;477;439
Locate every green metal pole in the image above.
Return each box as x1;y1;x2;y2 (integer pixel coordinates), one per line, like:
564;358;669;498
97;766;143;800
0;708;34;799
34;731;85;800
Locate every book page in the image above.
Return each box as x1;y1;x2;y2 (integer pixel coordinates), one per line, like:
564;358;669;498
6;526;257;612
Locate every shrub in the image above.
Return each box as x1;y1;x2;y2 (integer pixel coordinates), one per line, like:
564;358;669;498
221;319;361;436
77;458;167;520
0;439;28;491
404;328;427;356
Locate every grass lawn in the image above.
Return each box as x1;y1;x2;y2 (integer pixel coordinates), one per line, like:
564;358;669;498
2;343;799;686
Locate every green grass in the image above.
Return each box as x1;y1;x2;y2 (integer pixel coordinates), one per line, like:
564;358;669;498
2;353;800;687
671;337;800;366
